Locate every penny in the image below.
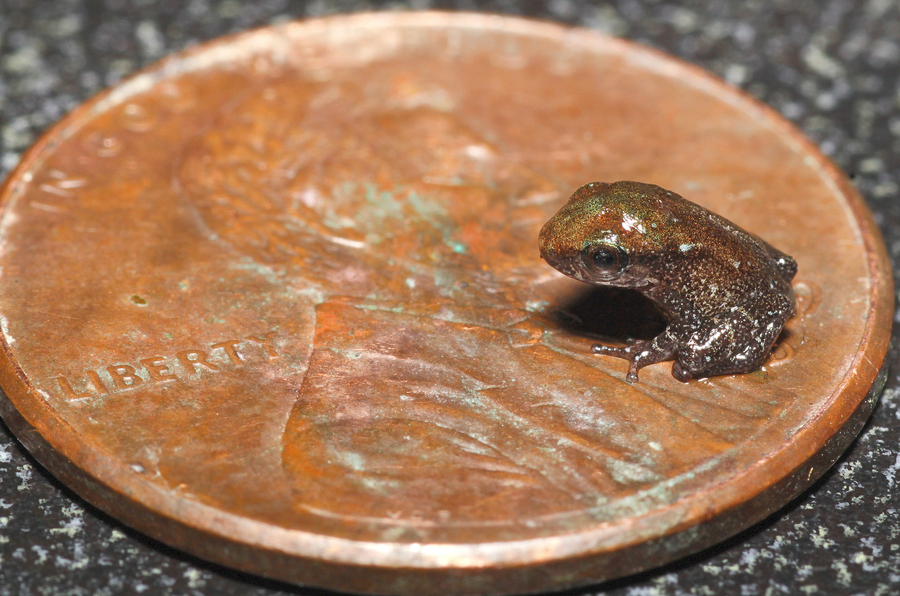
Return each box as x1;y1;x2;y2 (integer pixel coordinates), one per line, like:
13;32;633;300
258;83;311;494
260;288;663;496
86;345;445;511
0;11;891;596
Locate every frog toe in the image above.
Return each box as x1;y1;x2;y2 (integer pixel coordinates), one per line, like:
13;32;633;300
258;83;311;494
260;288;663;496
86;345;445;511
671;361;693;382
591;342;629;357
625;365;640;383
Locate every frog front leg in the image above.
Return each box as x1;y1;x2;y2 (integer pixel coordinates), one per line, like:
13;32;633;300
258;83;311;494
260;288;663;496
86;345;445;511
592;329;679;383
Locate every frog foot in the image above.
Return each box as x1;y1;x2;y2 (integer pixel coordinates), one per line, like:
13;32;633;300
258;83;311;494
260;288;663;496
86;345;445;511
592;336;677;383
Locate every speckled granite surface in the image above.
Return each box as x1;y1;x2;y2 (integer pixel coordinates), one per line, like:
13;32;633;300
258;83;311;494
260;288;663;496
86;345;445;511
1;1;899;594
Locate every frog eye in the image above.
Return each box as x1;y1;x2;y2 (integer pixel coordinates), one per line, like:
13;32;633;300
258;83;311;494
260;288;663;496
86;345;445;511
583;244;628;275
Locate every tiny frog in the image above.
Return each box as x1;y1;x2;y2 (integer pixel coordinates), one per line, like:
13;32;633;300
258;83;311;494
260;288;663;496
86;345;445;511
539;181;797;383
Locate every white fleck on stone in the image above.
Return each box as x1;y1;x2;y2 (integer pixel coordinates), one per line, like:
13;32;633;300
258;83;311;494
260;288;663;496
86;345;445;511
184;567;207;589
47;14;82;37
803;44;846;79
667;7;698;33
873;180;899;198
869;39;900;66
816;92;838;110
49;514;83;538
831;559;853;586
2;41;44;74
724;64;748;86
31;545;48;564
15;463;31;489
860;156;885;173
109;529;127;542
583;5;628;36
216;0;243;18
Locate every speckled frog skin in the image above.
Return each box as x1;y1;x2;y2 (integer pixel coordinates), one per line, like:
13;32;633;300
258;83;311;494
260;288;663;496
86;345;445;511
539;181;797;383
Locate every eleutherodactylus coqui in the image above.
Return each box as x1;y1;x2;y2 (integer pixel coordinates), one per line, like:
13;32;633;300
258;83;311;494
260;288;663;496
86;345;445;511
539;181;797;383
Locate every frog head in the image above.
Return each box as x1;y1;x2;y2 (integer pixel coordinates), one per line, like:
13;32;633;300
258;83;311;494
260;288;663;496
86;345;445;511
538;180;681;289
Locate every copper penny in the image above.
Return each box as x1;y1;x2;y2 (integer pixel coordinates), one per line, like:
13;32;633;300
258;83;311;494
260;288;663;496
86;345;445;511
0;12;891;596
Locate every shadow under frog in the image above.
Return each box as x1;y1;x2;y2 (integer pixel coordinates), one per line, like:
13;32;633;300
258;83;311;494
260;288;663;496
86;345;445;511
553;286;668;343
176;77;790;532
